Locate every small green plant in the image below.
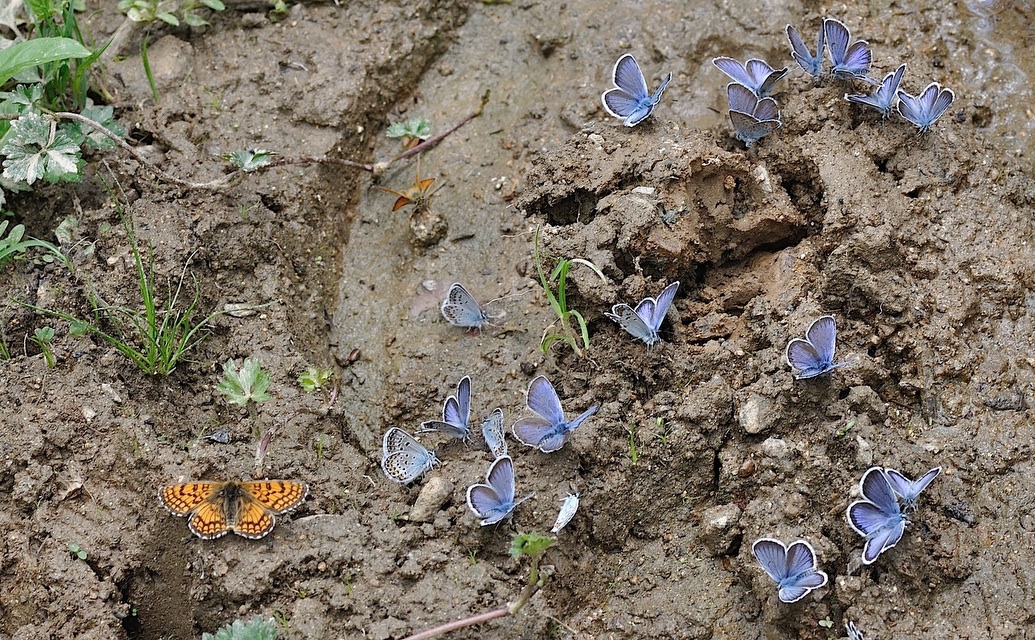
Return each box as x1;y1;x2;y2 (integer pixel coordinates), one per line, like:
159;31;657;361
225;149;273;172
534;227;606;358
385;117;431;148
836;420;856;438
314;434;326;460
67;542;86;560
341;571;354;596
467;548;478;566
216;357;272;407
0;220;69;268
30;326;56;367
819;617;834;629
119;0;227;28
656;417;669;444
627;421;639;464
271;610;289;633
201;616;278;640
298;365;336;407
25;211;239;375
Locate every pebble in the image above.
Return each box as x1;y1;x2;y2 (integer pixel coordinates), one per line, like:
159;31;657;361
738;393;776;434
408;477;453;522
700;504;742;556
761;437;789;459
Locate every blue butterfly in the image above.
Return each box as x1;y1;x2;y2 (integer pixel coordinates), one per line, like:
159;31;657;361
726;83;781;147
481;407;508;459
417;375;473;440
441;282;491;330
550;492;580;534
846;63;907;118
601;54;673;127
897;82;955;133
381;428;439;484
466;455;531;526
847;467;909;564
846;621;866;640
824;18;872;80
512;376;599;453
712;57;787;98
605;281;679;346
786;23;825;80
751;537;829;603
785;315;850;379
884;466;941;511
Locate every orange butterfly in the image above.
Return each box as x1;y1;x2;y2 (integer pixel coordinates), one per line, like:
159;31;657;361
379;159;442;212
159;480;308;540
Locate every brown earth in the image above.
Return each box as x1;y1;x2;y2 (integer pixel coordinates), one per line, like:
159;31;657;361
2;1;1034;639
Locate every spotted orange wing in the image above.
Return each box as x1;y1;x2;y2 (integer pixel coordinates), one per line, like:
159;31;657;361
238;480;309;513
188;498;231;539
159;481;224;516
231;496;277;539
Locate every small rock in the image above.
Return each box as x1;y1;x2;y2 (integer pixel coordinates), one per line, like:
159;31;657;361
854;435;873;467
699;503;742;556
409;477;453;522
761;437;789;459
738;393;776;434
82;406;97;423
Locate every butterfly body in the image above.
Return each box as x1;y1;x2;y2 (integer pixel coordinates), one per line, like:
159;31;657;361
417;375;473;440
601;54;673;127
785;315;849;379
512;376;599;453
381;427;439;484
441;283;491;330
466;456;531;526
846;63;907;118
847;466;909;564
159;479;309;540
751;537;828;603
606;281;680;346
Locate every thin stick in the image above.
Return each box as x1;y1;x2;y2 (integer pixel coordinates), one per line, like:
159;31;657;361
400;606;510;640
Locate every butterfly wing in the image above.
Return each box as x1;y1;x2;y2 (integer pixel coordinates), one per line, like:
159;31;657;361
896;89;925;127
231;490;277;539
649;72;673;105
922;84;955;125
713;57;753;89
752;537;789;583
729;110;780;146
187;497;231;539
860;510;905;564
602;87;642;120
726;82;759;114
785;337;823;378
878;64;907;109
416;419;470;439
482;408;508;458
612;54;649;100
485;455;516;505
650;281;680;332
382;450;430;484
466;484;505;525
834;40;871;78
383;427;412;456
551;493;580;533
159;481;223;515
239;480;308;513
752;97;781;122
805;315;839;369
453;375;472;426
566;403;599;433
750;61;788;97
607;304;657;345
885;466;941;507
860;466;899;510
525;375;565;424
512;415;567;453
778;567;828;603
786;24;822;78
441;283;488;328
823;18;850;67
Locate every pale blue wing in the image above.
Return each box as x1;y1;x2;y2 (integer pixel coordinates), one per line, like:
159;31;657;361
650;281;680;331
786;23;823;78
833;40;871;78
713;57;753;89
746;59;788;97
525;375;565;424
447;375;472;427
513;415;561;449
784;540;820;578
885;466;941;509
779;568;827;603
824;18;850;67
785;337;823;378
466;484;508;525
607;304;657;345
602;87;643;120
805;315;838;369
416;419;470;439
846;65;905;116
726;82;759;114
381;449;436;484
752;537;789;582
486;455;516;504
897;89;925;127
752;97;781;122
441;283;490;329
481;408;507;459
927;86;955;121
860;466;900;513
566;403;599;432
861;514;905;564
612;54;649;99
650;72;673;104
902;83;955;132
729;110;780;146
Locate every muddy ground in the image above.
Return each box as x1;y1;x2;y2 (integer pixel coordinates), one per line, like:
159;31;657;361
2;0;1034;639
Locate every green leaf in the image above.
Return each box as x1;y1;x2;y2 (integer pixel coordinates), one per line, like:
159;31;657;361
0;37;90;87
156;11;178;25
182;12;209;27
202;0;226;10
509;531;555;559
385;117;432;141
202;616;279;640
225;149;273;172
215;357;272;406
1;112;84;184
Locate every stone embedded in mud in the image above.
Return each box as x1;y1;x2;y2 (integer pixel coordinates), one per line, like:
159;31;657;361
408;208;447;247
408;476;453;522
738;393;777;434
761;437;790;459
700;504;742;556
